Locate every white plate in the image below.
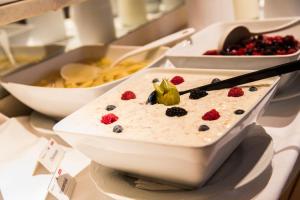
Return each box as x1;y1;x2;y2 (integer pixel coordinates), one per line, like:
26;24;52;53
29;111;57;135
89;128;273;200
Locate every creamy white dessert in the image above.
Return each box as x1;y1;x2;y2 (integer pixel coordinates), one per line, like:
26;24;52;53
58;69;276;147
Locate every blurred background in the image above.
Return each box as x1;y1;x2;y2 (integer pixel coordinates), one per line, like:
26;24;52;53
1;0;299;48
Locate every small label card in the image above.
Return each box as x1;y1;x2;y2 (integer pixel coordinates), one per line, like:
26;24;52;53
35;139;65;174
47;168;76;200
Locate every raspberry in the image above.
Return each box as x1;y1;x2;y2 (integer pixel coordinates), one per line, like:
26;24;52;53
228;87;244;97
101;113;118;124
202;109;220;121
246;43;255;49
236;48;246;55
166;107;187;117
287;48;297;54
170;76;184;85
203;50;219;55
252;51;262;56
276;49;287;55
121;91;136;100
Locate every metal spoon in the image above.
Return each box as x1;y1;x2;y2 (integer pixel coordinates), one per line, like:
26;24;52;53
146;59;300;104
219;18;300;51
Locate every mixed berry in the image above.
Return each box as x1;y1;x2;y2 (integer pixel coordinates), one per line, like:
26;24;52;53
165;107;188;117
189;89;208;100
101;75;260;134
211;78;221;84
204;34;299;56
234;109;245;115
198;125;210;132
106;105;116;111
202;109;221;121
101;113;119;125
228;87;244;97
170;76;184;85
121;91;136;100
152;78;160;83
113;125;123;133
249;86;258;92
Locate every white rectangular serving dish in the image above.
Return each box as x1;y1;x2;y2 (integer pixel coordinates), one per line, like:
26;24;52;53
54;68;279;188
166;17;300;70
0;45;168;118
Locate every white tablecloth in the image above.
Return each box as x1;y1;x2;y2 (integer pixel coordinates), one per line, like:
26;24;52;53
255;94;300;199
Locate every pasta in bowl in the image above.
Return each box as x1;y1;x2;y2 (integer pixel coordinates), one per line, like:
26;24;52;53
35;58;148;88
0;45;168;118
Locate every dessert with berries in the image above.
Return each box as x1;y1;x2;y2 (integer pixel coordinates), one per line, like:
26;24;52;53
204;34;299;56
60;68;277;147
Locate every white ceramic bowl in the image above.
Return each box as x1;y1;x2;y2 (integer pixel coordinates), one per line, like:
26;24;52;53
0;45;64;99
53;68;279;188
0;45;167;118
166;17;300;70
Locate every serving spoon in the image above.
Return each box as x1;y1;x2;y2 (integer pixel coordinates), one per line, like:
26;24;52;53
146;59;300;104
219;18;300;51
60;28;195;80
0;30;17;66
109;28;195;68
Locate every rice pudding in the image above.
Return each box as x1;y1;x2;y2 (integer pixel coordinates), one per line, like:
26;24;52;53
58;68;276;147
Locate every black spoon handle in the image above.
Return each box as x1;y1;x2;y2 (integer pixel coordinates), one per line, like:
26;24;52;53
179;59;300;95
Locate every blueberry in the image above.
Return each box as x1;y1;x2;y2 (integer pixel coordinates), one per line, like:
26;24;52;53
152;78;159;83
249;86;257;92
113;125;123;133
234;109;245;115
106;105;116;111
211;78;221;84
198;125;209;131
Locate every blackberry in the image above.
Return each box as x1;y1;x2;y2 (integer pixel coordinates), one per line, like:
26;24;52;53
234;109;245;115
198;125;209;132
113;125;123;133
211;78;221;84
165;107;187;117
249;86;258;92
189;89;208;100
106;105;116;111
152;78;159;83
